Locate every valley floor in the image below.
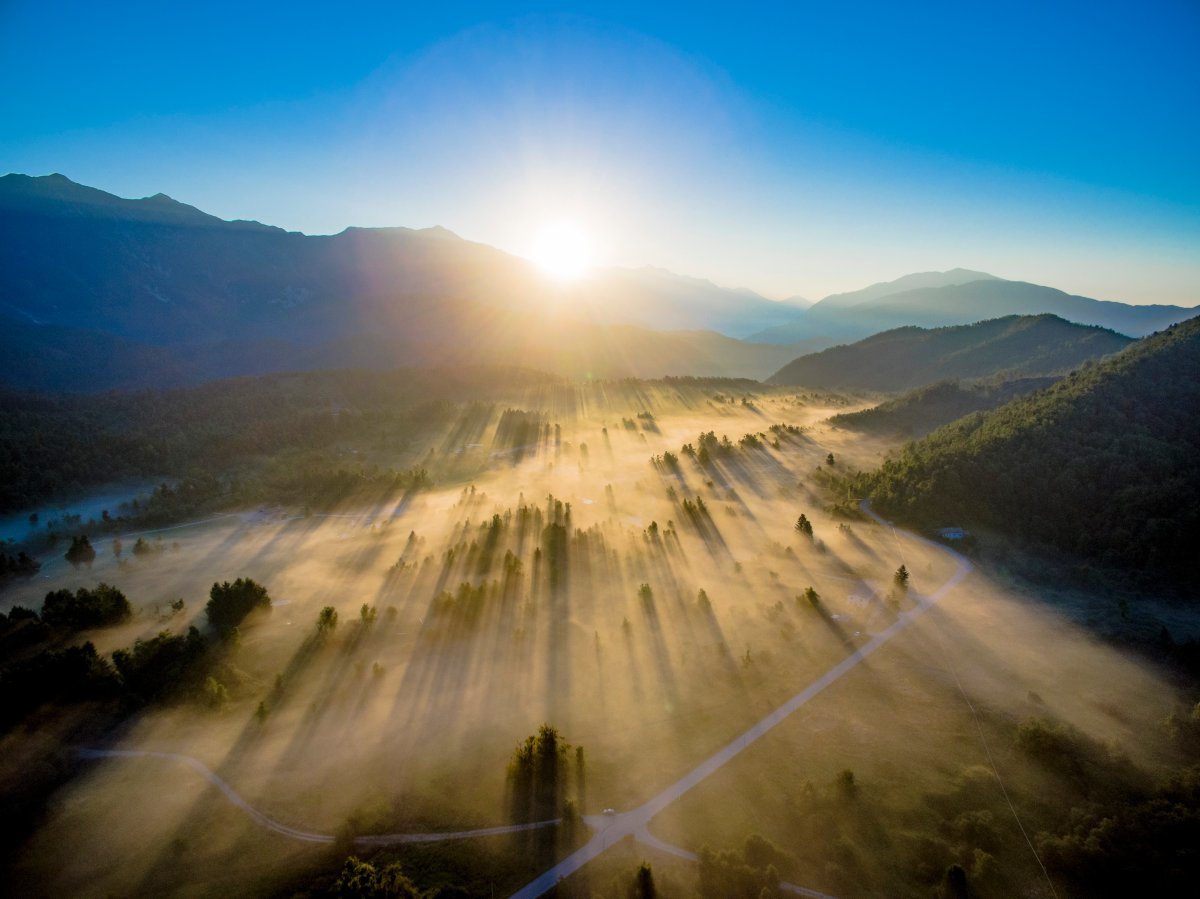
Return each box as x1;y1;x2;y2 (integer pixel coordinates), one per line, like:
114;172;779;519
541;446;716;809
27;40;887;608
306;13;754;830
1;383;1195;898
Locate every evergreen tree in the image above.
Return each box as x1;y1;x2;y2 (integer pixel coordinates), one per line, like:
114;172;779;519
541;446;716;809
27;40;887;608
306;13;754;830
64;535;96;569
632;862;657;899
205;578;271;634
794;514;813;539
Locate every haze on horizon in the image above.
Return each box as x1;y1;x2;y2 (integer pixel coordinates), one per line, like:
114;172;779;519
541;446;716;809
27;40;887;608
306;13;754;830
2;0;1198;305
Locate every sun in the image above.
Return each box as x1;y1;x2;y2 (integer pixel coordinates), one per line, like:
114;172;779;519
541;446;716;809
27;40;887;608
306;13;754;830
527;221;594;281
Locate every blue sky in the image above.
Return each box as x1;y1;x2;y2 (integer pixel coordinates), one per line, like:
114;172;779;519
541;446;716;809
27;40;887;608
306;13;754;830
2;0;1197;303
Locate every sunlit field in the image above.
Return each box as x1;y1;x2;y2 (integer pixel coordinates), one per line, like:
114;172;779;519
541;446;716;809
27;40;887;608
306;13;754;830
2;381;1191;898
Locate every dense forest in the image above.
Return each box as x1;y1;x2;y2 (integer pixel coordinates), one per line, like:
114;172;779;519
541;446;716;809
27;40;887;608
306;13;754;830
769;314;1130;391
0;366;562;513
829;377;1057;439
856;316;1200;586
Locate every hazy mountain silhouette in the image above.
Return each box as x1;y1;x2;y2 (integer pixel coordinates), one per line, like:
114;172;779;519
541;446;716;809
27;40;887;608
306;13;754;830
749;270;1195;344
0;173;814;388
0;173;531;345
3;174;1190;392
834;279;1193;335
768;314;1133;391
577;267;808;337
815;268;1000;309
0;173;805;337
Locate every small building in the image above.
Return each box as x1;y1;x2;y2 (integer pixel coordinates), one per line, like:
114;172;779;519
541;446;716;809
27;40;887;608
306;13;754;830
936;527;968;541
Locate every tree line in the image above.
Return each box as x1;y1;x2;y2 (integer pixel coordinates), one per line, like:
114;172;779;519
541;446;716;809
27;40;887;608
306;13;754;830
0;365;561;514
0;576;273;730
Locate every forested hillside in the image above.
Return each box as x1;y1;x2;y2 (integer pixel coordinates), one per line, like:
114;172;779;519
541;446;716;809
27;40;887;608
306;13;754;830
858;316;1200;585
769;315;1131;390
829;377;1057;438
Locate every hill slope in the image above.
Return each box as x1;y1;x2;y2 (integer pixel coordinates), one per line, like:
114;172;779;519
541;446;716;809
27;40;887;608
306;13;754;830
829;377;1058;438
859;316;1200;585
768;315;1132;390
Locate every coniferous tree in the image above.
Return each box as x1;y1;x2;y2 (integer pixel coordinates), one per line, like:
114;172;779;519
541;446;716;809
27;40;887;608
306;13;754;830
316;606;338;633
64;535;96;569
632;862;657;899
206;578;271;634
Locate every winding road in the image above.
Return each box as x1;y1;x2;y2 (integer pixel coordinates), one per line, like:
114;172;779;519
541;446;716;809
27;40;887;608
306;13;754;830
77;503;970;897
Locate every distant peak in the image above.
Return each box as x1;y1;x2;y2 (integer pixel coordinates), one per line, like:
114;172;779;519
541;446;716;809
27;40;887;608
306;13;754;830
0;172;75;186
816;268;1003;308
943;267;998;279
335;224;464;241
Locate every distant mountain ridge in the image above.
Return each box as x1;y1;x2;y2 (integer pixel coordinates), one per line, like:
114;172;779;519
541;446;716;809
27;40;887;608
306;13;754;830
2;173;1194;392
0;173;807;344
815;268;999;309
580;266;810;336
836;279;1192;335
768;314;1133;391
749;271;1196;344
0;172;280;231
0;173;816;389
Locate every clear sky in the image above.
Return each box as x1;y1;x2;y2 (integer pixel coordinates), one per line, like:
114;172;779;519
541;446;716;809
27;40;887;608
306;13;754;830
2;0;1197;304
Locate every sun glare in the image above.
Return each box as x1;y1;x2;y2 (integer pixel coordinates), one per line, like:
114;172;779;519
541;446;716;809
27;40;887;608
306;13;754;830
528;221;594;281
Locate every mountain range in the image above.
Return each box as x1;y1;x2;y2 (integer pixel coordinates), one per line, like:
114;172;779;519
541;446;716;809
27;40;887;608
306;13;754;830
0;173;821;389
1;173;1195;392
749;270;1194;344
0;173;811;341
